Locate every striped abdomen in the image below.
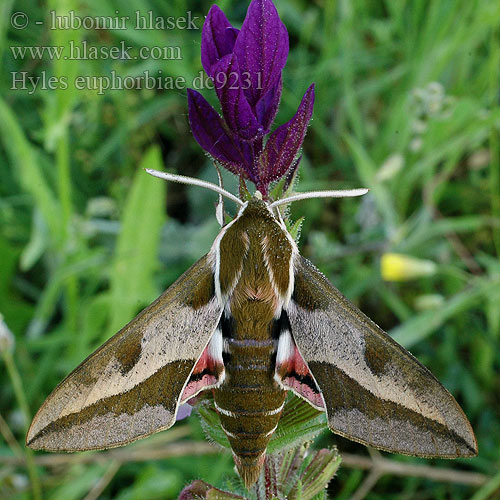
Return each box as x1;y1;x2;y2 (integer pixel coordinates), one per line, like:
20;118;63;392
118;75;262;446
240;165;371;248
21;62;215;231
213;308;287;487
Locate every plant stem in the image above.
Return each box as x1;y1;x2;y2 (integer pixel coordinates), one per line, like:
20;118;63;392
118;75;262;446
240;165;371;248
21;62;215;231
2;350;42;500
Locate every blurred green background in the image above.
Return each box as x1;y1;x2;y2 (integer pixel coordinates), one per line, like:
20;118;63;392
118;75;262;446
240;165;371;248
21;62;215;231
1;0;500;498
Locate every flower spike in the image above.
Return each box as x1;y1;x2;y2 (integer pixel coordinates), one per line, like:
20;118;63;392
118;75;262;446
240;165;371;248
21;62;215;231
188;0;314;198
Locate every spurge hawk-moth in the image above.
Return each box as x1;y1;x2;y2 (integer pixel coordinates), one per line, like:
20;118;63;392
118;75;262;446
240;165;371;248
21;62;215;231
27;171;477;487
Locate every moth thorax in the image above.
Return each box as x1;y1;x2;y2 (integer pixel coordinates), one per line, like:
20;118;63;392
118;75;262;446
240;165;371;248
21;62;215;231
217;198;294;311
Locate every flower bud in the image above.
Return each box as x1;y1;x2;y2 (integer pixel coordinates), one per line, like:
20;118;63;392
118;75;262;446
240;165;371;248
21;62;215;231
381;253;437;282
414;294;445;311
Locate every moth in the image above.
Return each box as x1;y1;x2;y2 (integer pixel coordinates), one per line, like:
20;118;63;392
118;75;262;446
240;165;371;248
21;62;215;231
27;170;477;487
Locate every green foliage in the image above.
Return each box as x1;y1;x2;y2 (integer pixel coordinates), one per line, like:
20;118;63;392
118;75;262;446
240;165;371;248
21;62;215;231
107;146;166;334
197;394;327;454
1;0;499;499
194;396;339;500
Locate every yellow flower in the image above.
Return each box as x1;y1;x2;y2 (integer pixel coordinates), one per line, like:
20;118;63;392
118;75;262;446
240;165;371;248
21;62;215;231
381;253;437;282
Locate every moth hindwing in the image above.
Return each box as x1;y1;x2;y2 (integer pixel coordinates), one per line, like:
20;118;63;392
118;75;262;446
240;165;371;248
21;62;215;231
28;194;477;488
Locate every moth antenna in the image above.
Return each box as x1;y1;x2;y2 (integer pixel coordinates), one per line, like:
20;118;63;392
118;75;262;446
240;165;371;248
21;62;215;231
269;188;369;208
146;169;245;207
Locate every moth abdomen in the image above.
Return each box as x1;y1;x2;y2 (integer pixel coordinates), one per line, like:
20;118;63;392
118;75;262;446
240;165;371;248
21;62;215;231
214;389;286;488
215;311;287;487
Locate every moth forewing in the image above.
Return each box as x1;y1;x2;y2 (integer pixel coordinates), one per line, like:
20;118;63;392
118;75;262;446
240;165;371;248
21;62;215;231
286;256;478;458
26;255;223;452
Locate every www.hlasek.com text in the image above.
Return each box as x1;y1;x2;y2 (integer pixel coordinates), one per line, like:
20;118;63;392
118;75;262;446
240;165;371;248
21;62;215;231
10;41;182;61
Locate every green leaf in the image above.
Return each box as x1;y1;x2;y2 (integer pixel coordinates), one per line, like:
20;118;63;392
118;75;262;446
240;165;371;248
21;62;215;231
343;134;397;230
107;146;166;334
116;464;182;500
255;444;340;500
268;395;327;454
391;277;500;347
49;464;107;500
20;209;49;271
293;449;341;500
0;98;61;240
196;397;230;449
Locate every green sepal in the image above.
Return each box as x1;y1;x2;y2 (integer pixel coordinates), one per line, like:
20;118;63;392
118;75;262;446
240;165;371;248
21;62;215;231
269;156;301;204
269;176;288;201
239;178;252;201
285;217;305;244
282;156;301;196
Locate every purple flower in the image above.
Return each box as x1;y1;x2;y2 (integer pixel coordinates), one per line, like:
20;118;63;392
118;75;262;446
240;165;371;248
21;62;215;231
188;0;314;197
175;403;193;421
